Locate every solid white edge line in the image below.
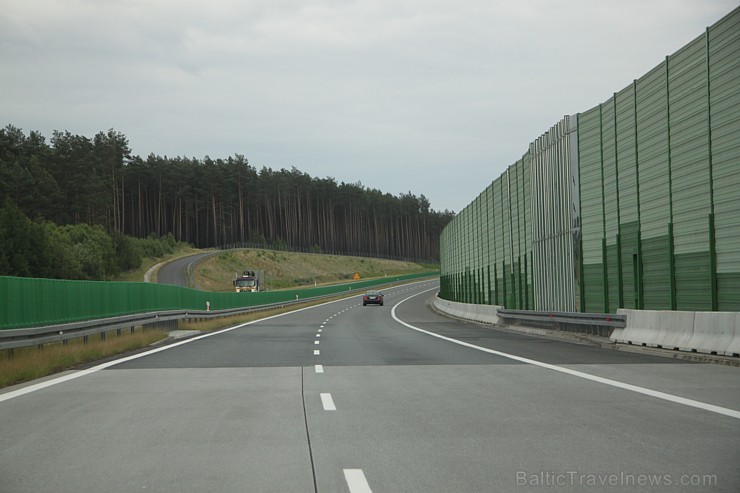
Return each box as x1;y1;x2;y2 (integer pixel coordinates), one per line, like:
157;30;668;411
344;469;372;493
320;392;336;411
391;287;740;420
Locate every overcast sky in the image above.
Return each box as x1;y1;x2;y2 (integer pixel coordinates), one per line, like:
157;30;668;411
1;1;736;213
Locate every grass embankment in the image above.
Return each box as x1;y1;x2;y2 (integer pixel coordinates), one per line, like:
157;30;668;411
196;249;432;291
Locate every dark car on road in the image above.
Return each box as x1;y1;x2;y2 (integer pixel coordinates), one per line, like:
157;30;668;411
362;290;384;306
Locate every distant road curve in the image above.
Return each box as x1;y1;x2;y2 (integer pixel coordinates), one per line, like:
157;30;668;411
154;251;221;288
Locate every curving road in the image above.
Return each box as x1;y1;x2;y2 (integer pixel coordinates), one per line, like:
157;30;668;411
1;280;738;492
155;251;220;288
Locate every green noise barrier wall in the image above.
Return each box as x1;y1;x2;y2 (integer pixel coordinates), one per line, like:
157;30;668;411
440;8;739;313
0;271;438;330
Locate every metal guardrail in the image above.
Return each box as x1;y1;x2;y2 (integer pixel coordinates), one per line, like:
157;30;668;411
0;302;288;351
497;309;626;338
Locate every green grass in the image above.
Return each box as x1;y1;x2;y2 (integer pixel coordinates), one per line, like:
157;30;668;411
0;327;168;389
195;249;432;292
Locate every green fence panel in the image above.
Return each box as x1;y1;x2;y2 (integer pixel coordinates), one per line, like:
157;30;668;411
641;234;672;310
718;273;740;311
583;264;604;313
636;65;671;238
477;189;485;304
602;99;620;240
620;222;641;309
668;34;713;310
484;184;495;304
509;161;522;309
578;107;604;264
636;62;671;240
606;242;621;312
472;196;478;280
522;152;533;309
636;61;673;308
710;10;740;310
602;97;621;312
616;85;639;224
578;106;605;311
675;250;713;311
614;84;641;310
492;176;503;305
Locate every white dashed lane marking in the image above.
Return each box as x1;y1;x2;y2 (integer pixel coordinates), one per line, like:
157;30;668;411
344;469;372;493
321;393;336;411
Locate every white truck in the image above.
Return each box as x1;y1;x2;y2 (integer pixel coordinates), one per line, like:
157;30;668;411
234;270;259;293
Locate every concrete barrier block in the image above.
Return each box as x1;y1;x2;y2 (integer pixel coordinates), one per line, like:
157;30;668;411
477;306;488;323
479;305;497;324
452;301;465;319
727;314;740;357
433;296;500;325
477;305;499;325
433;297;447;314
613;309;661;346
659;311;695;350
647;311;679;349
688;312;735;355
435;297;465;319
721;312;740;357
489;307;501;325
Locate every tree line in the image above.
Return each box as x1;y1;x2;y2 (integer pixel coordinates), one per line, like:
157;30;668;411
0;125;454;266
0;197;180;280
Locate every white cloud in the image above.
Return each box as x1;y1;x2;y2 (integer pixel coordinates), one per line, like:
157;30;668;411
1;0;736;212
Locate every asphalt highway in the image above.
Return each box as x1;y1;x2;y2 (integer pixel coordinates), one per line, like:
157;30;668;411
155;251;219;287
1;280;738;492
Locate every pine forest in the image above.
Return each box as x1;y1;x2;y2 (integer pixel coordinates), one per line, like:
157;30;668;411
1;125;454;265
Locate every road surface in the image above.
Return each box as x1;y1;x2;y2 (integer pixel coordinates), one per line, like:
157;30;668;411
1;280;738;492
155;252;219;288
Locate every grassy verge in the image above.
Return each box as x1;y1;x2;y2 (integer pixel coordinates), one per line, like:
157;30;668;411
0;327;168;389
